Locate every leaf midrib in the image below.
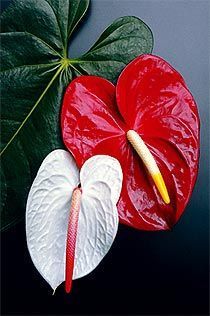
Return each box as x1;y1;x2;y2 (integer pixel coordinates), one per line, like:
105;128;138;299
0;63;64;156
25;31;63;59
90;18;140;51
44;0;65;55
84;35;150;57
1;62;60;74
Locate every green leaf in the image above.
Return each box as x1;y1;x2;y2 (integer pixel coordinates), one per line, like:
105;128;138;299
75;16;154;82
0;0;153;231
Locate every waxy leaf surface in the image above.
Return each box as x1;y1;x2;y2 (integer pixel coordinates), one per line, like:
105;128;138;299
26;150;122;291
0;0;153;230
61;54;200;231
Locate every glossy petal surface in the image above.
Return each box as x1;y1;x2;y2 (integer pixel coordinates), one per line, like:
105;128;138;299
1;0;153;232
26;150;121;290
61;54;200;231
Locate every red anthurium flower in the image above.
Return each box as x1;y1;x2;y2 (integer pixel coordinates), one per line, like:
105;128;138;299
61;54;200;231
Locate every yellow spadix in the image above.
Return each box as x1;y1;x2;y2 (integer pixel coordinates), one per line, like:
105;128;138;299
127;130;170;204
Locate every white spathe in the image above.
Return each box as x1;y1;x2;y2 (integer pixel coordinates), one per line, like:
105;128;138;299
26;150;123;291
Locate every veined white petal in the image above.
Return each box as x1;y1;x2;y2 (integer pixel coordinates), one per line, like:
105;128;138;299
26;151;122;291
74;155;123;279
80;155;123;204
26;150;79;290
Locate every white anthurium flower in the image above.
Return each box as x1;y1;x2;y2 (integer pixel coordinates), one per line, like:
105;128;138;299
26;150;123;293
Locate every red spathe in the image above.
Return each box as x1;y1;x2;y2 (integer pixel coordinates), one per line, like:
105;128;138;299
61;54;200;231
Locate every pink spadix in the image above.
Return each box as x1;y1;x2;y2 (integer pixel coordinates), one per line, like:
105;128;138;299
65;187;82;293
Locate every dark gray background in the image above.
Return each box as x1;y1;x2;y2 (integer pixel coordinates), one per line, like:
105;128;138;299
1;0;209;315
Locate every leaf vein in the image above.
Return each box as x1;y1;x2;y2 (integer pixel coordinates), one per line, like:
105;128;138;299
24;31;63;59
68;1;90;41
90;19;135;51
85;35;150;56
0;64;63;156
74;59;126;65
44;0;65;54
1;62;60;75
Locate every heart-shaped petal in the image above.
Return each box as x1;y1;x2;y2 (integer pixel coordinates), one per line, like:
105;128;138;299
61;54;200;231
26;150;122;291
74;155;122;279
80;155;123;204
